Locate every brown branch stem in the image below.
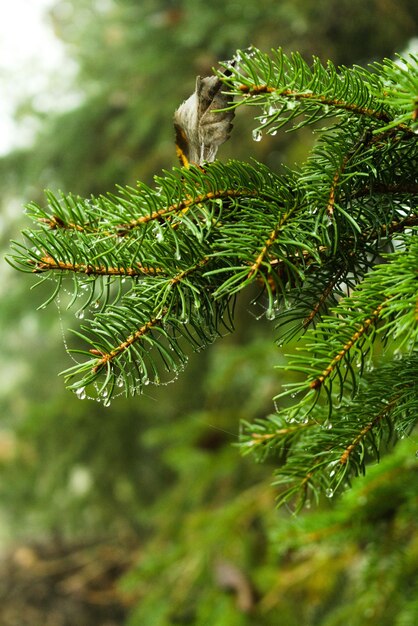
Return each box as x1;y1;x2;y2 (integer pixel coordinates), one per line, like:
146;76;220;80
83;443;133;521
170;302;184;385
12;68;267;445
92;313;166;373
340;396;398;464
248;210;293;280
90;257;210;374
119;188;258;233
239;85;393;124
34;256;162;276
310;303;385;390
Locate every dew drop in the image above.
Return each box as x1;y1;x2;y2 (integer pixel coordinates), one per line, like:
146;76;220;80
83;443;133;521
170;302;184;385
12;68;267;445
325;488;334;498
252;129;263;142
265;308;275;320
234;50;242;64
75;310;85;319
75;387;86;400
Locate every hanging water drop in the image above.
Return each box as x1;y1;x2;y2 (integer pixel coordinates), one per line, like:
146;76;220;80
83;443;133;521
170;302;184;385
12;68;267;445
233;50;242;65
76;310;85;319
325;488;334;498
153;225;164;242
75;387;86;400
252;128;263;142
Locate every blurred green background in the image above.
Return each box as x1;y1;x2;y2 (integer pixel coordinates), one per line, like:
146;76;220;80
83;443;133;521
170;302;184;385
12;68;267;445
0;1;417;624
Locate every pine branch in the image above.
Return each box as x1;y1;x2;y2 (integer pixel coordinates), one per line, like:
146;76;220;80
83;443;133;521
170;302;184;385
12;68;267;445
220;48;417;136
7;46;418;505
241;354;418;510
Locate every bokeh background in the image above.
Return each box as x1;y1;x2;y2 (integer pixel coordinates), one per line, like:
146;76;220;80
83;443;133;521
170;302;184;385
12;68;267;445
0;1;417;624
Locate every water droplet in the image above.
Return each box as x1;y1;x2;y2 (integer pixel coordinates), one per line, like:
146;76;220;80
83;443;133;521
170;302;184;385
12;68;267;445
75;387;86;400
153;225;164;242
117;377;124;388
325;488;334;498
252;128;263;142
76;310;85;319
265;308;275;320
103;397;111;407
234;51;242;64
287;99;297;110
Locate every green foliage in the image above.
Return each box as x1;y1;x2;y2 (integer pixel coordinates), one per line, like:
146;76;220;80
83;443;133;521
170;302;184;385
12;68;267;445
7;47;418;506
120;436;417;626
